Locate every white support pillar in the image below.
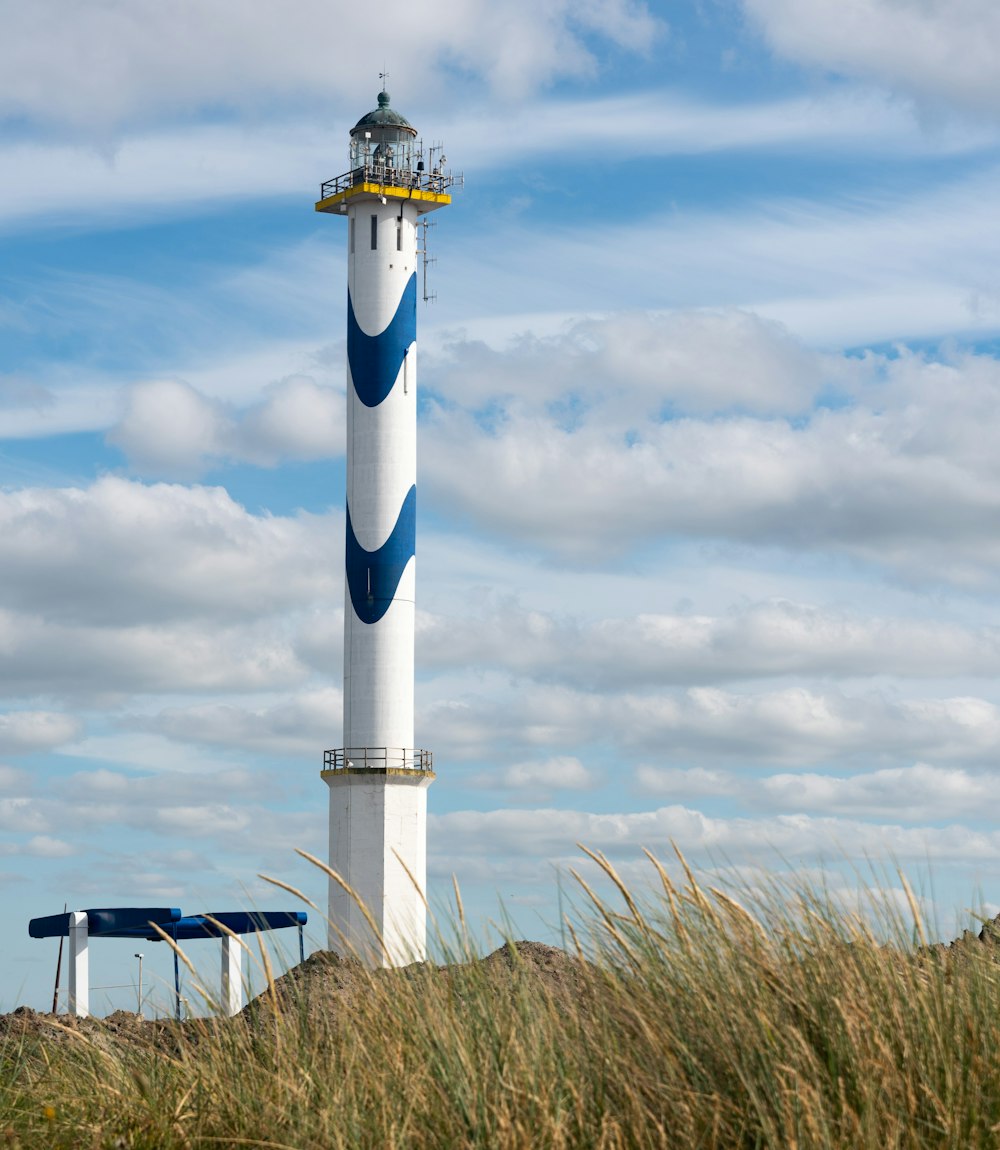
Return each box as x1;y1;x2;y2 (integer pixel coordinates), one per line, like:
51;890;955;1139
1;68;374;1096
67;911;89;1018
221;934;243;1016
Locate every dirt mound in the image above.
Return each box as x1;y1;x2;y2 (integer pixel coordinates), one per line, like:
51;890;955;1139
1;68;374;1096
238;947;371;1030
476;939;593;998
238;940;592;1032
0;941;592;1047
480;939;580;975
0;1005;105;1046
0;1002;202;1058
924;912;1000;959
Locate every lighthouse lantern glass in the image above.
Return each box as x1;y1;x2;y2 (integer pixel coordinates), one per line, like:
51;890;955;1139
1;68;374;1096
350;125;416;177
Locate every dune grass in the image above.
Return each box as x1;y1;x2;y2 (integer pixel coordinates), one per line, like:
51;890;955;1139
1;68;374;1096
4;850;1000;1149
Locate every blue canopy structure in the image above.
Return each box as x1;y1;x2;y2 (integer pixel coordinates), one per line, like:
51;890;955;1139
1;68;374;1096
29;907;306;941
29;907;308;1018
29;907;182;939
167;910;308;941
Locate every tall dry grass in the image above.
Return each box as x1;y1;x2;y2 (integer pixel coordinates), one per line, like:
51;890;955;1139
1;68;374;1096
4;850;1000;1149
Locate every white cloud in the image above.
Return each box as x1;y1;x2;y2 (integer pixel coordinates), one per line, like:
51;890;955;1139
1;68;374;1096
471;755;596;793
60;734;248;776
23;836;75;859
123;803;323;857
760;763;1000;821
426;680;1000;768
0;124;323;230
637;762;1000;823
0;798;50;834
743;0;1000;122
418;598;1000;687
421;333;1000;587
109;376;344;478
430;308;828;417
441;160;1000;351
0;0;660;135
2;140;997;460
0;477;338;626
61;767;270;807
0;767;322;874
0;711;81;753
0;612;308;700
0;374;53;411
0;87;986;233
150;803;254;837
108;380;228;478
1;768;322;866
136;688;342;758
0;766;28;793
444;86;998;167
292;609;344;680
635;765;736;799
431;804;1000;867
240;376;344;464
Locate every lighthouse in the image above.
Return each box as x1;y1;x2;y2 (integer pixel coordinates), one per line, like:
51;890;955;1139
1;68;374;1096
315;91;456;966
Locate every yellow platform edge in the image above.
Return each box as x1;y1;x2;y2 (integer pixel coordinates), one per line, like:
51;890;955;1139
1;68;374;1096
321;768;437;781
315;183;452;214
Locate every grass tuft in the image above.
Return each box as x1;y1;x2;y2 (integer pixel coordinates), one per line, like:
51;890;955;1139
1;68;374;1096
5;853;1000;1148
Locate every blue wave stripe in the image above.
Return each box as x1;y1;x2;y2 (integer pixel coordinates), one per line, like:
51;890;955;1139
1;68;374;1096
348;273;417;408
345;486;416;625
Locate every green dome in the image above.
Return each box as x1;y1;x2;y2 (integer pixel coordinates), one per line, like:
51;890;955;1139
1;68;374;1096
351;91;417;137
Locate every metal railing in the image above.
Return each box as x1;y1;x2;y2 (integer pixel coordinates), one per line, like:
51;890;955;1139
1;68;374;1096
324;747;434;772
319;164;456;202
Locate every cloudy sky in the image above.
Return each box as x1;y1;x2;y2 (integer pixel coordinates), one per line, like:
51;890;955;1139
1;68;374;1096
3;0;1000;1013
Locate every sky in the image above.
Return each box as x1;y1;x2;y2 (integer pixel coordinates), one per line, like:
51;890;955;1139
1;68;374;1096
3;0;1000;1014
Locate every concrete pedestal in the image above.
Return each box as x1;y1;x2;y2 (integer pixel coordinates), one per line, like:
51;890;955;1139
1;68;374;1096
324;767;434;966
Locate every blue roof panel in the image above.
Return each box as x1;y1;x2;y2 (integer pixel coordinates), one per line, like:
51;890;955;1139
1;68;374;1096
29;907;182;939
29;907;307;940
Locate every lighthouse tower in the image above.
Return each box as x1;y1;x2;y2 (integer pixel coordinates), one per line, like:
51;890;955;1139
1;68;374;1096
315;91;455;966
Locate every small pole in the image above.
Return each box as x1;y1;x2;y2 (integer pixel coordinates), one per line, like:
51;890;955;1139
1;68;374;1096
134;953;144;1016
173;929;181;1021
298;923;305;964
51;902;67;1013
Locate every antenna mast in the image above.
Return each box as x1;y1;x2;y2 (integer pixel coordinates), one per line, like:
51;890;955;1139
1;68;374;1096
419;218;437;303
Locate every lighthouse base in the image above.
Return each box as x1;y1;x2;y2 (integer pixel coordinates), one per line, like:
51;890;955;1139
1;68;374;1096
322;765;434;967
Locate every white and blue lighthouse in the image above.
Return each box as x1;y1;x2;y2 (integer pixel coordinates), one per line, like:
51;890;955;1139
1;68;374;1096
316;91;455;966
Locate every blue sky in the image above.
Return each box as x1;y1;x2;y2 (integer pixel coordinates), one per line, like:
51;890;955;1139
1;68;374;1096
4;0;1000;1013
